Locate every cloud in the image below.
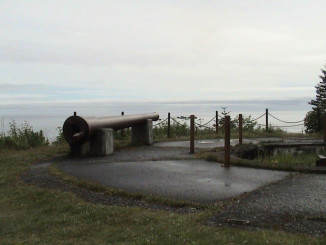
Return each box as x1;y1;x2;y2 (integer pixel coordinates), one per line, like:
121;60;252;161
0;0;325;102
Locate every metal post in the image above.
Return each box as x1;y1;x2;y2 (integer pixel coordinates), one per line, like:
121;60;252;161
168;112;171;138
224;115;230;165
317;107;321;131
190;115;195;154
121;111;124;137
216;111;218;134
266;108;269;132
74;111;77;116
239;114;243;145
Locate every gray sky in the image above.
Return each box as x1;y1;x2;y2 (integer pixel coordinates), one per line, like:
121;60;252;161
1;0;325;105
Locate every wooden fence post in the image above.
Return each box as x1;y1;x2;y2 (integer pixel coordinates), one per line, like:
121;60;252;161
224;115;230;165
216;111;218;134
266;108;269;132
239;114;243;145
121;112;124;137
190;115;195;154
168;112;171;138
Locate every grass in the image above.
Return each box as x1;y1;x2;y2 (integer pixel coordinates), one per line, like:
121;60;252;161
259;152;318;168
0;121;49;150
197;147;323;173
1;145;326;244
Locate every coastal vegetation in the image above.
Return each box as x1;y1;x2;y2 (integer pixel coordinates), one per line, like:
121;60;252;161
0;120;49;150
304;65;326;133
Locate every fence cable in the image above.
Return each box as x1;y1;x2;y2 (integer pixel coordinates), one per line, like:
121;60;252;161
271;123;305;128
251;113;266;121
153;118;168;127
170;117;188;127
198;116;216;126
257;123;304;128
268;113;305;124
194;122;215;130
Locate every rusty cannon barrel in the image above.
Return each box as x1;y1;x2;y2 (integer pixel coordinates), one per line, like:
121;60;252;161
63;112;159;145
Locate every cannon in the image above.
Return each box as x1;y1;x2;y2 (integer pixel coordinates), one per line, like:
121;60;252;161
63;112;159;156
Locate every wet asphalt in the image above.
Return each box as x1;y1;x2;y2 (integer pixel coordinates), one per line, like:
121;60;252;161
57;159;289;203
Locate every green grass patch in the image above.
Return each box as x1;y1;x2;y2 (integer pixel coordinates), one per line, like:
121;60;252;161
198;148;322;173
260;152;318;168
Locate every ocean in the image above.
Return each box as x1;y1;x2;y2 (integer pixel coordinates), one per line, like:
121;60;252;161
0;99;312;142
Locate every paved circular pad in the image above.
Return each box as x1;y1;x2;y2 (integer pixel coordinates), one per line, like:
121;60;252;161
58;159;289;203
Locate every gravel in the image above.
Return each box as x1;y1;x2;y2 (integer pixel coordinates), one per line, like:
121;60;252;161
208;173;326;236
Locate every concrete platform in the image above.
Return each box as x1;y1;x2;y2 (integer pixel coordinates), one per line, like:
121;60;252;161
57;159;289;203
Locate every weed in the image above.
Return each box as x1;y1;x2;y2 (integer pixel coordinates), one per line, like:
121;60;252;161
0;120;49;150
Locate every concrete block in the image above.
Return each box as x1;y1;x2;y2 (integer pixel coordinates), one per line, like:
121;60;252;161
90;128;114;156
131;119;153;145
70;141;90;156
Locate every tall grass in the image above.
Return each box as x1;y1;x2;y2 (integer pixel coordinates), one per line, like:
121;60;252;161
0;120;49;150
260;152;318;168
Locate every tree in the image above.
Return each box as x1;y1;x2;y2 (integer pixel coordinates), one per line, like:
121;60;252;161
304;65;326;133
308;66;326;111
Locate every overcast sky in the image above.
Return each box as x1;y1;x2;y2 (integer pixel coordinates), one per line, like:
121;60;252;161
1;0;326;105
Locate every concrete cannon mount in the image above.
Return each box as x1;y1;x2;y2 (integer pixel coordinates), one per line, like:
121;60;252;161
71;119;153;156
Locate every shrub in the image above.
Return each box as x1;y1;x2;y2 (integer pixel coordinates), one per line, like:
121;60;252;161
0;120;49;150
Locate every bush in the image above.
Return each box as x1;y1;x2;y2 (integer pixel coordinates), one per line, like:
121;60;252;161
0;120;49;150
153;121;190;139
52;127;66;145
304;110;323;134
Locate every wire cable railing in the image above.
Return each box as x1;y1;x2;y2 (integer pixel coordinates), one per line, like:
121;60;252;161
171;117;188;127
251;113;266;121
268;113;305;124
199;116;216;126
153;118;168;127
153;110;306;136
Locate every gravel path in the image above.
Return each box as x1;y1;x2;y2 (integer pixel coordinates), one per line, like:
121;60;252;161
209;173;326;236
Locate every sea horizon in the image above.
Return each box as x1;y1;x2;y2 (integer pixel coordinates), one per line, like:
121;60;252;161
0;98;312;141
